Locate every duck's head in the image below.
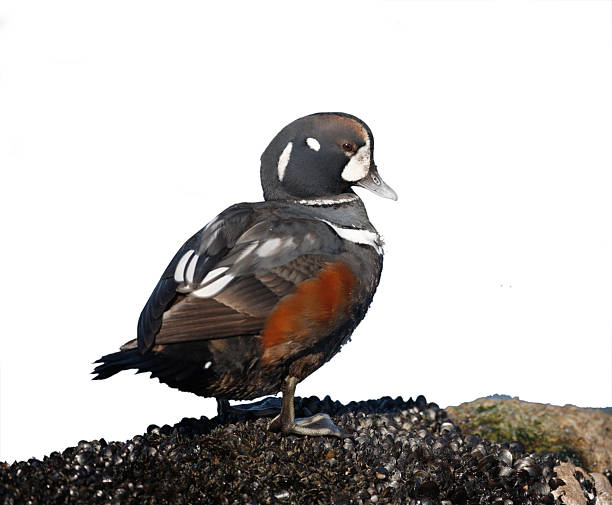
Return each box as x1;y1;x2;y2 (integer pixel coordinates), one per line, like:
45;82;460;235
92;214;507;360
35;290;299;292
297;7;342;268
260;112;397;202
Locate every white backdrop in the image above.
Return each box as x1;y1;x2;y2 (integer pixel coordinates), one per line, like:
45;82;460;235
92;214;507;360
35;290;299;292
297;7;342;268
1;0;611;463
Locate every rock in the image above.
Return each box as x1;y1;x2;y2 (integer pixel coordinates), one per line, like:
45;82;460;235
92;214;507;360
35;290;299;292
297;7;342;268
592;473;612;505
1;395;610;504
551;462;612;505
446;397;612;472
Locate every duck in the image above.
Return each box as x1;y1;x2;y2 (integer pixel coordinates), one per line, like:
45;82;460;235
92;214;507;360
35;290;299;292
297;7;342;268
93;112;397;437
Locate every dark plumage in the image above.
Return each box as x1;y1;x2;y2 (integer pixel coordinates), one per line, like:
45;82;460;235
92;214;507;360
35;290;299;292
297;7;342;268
93;112;397;436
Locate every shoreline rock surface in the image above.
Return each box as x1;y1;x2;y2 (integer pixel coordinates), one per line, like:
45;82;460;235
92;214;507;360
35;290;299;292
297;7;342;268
446;397;612;473
1;395;611;505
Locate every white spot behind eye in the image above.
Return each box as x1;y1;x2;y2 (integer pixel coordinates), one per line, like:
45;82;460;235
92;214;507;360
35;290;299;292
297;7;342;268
306;137;320;151
204;361;212;369
277;142;293;181
341;137;371;182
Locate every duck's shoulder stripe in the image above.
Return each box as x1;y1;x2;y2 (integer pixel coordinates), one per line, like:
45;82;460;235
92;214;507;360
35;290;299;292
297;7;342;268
317;219;383;254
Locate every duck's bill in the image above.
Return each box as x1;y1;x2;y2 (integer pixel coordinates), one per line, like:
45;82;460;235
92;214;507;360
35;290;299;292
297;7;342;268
355;166;398;201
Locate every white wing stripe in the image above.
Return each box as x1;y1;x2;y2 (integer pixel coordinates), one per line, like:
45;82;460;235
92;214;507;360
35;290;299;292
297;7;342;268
256;238;282;257
192;274;235;298
200;267;229;286
256;237;297;258
174;250;195;283
184;253;199;284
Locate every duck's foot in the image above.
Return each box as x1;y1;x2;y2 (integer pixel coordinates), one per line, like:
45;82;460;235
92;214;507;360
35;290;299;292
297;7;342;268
269;412;348;437
266;376;350;438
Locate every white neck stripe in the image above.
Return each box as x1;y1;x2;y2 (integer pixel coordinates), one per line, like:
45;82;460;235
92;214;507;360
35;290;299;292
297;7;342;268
292;194;359;206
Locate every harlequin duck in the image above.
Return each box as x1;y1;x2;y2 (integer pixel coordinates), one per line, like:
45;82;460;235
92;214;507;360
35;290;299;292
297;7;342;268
93;112;397;437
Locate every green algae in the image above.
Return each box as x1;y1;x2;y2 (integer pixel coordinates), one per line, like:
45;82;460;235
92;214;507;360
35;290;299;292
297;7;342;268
446;398;612;471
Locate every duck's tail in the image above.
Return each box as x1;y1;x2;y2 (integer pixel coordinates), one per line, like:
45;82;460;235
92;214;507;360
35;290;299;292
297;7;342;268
92;340;144;380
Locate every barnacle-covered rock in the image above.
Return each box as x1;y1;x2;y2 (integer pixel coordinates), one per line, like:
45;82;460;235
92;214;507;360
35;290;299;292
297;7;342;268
551;462;612;505
1;395;610;504
446;397;612;472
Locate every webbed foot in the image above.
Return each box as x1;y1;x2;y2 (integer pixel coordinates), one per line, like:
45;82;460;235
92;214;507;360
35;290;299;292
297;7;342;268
266;376;350;438
269;411;348;437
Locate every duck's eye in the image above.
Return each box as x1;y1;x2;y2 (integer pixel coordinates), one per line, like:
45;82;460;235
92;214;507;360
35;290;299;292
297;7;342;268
342;142;355;153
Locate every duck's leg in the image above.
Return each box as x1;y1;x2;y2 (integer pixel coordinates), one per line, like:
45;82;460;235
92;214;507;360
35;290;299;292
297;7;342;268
268;376;347;437
216;398;231;417
216;397;282;418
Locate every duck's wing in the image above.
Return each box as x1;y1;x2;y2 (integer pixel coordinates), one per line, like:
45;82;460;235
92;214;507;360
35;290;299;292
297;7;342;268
135;204;350;354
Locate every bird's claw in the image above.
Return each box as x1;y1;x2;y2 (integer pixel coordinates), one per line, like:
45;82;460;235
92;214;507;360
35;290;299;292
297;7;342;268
268;412;350;438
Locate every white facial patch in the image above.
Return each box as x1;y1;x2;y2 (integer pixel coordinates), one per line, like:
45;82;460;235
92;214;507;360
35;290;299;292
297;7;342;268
306;137;320;151
277;142;293;181
341;138;371;182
